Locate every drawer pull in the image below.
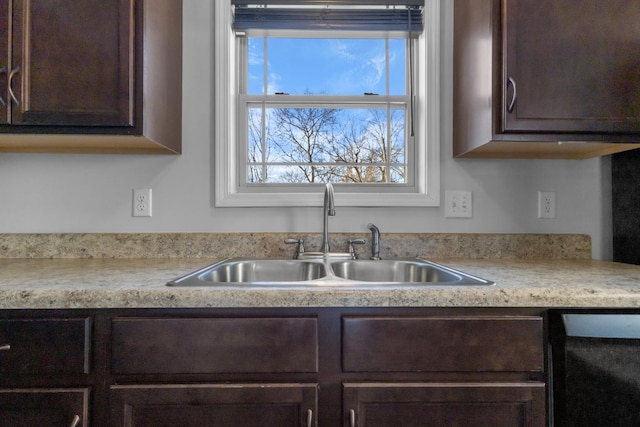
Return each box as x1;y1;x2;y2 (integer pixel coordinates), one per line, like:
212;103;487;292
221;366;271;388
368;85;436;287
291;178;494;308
0;344;10;351
70;415;80;427
507;76;517;113
349;409;356;427
306;409;313;427
8;66;20;106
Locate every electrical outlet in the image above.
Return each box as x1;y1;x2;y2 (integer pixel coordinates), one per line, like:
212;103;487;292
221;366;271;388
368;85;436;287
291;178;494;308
445;190;473;218
133;188;152;217
538;191;555;219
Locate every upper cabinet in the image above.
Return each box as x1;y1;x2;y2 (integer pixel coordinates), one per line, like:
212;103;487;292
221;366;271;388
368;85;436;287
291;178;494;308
0;0;182;153
4;0;133;128
453;0;640;159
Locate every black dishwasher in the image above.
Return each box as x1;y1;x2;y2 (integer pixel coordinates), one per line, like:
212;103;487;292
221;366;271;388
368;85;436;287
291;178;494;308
551;312;640;427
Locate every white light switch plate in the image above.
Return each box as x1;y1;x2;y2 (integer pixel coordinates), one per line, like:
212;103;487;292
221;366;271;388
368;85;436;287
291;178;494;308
445;190;472;218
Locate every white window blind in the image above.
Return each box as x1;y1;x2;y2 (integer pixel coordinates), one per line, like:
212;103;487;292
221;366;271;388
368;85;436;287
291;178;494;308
232;0;425;34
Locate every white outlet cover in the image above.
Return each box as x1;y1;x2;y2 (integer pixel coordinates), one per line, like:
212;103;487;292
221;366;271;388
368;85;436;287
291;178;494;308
133;188;152;217
538;191;556;219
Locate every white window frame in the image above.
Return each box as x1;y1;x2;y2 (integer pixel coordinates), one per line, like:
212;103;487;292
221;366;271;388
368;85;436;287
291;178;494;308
214;1;441;207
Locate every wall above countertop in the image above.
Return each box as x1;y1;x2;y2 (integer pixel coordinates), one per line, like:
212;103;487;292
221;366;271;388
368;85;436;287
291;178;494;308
0;2;611;263
0;233;591;260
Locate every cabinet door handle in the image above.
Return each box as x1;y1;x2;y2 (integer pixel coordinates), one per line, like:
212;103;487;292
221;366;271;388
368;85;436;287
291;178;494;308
70;414;80;427
349;409;356;427
0;344;10;351
0;66;6;106
507;76;517;113
306;409;313;427
8;66;20;106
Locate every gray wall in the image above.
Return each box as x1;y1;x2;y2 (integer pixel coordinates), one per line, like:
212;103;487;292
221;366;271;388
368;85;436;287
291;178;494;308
0;1;612;260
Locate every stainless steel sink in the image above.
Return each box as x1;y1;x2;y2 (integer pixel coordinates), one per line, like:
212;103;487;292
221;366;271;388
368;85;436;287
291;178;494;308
167;257;493;287
168;259;327;286
331;259;470;283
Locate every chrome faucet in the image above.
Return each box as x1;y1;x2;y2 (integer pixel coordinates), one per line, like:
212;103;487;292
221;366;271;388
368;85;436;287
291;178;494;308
367;223;381;260
321;183;336;253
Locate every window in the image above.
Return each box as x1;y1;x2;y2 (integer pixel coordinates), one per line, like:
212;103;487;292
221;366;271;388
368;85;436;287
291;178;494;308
243;37;409;185
214;1;441;207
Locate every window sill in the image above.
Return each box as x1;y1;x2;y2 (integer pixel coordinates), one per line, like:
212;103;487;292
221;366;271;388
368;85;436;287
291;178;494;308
214;191;440;208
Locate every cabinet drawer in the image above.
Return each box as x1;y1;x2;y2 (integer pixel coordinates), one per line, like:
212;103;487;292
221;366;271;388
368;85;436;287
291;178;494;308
0;318;91;375
112;317;318;374
343;316;543;372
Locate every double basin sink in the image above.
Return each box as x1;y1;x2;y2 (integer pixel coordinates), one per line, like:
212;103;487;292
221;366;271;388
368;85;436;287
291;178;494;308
167;257;493;287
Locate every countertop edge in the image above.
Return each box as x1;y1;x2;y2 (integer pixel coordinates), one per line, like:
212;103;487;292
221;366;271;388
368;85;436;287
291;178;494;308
1;258;640;309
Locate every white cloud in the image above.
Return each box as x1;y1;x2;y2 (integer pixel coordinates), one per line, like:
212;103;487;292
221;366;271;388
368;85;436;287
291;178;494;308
364;53;386;87
267;72;282;94
331;40;356;62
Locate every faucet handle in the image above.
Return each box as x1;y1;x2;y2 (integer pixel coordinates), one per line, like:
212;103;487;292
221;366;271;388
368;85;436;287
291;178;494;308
367;223;381;260
347;238;366;259
284;238;305;259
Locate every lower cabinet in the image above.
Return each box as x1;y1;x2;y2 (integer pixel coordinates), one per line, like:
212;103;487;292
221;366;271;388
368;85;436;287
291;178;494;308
341;315;546;427
109;316;320;426
0;315;92;427
110;384;318;427
0;388;89;427
344;383;545;427
0;308;547;427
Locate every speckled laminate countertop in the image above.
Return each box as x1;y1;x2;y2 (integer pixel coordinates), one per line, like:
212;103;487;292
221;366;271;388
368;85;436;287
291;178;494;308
1;257;640;309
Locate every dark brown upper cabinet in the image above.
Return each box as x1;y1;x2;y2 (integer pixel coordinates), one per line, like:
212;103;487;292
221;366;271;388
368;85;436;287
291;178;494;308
0;0;182;154
454;0;640;159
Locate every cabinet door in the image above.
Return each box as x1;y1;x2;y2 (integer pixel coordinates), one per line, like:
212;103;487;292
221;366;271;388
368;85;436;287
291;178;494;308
503;0;640;133
344;383;545;427
0;388;88;427
0;2;7;124
10;0;134;126
111;384;318;427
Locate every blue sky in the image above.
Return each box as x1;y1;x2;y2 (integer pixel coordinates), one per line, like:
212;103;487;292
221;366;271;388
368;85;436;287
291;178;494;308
248;38;406;96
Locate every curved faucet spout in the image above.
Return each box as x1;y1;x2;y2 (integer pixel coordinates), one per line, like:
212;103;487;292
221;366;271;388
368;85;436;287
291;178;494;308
322;183;336;253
